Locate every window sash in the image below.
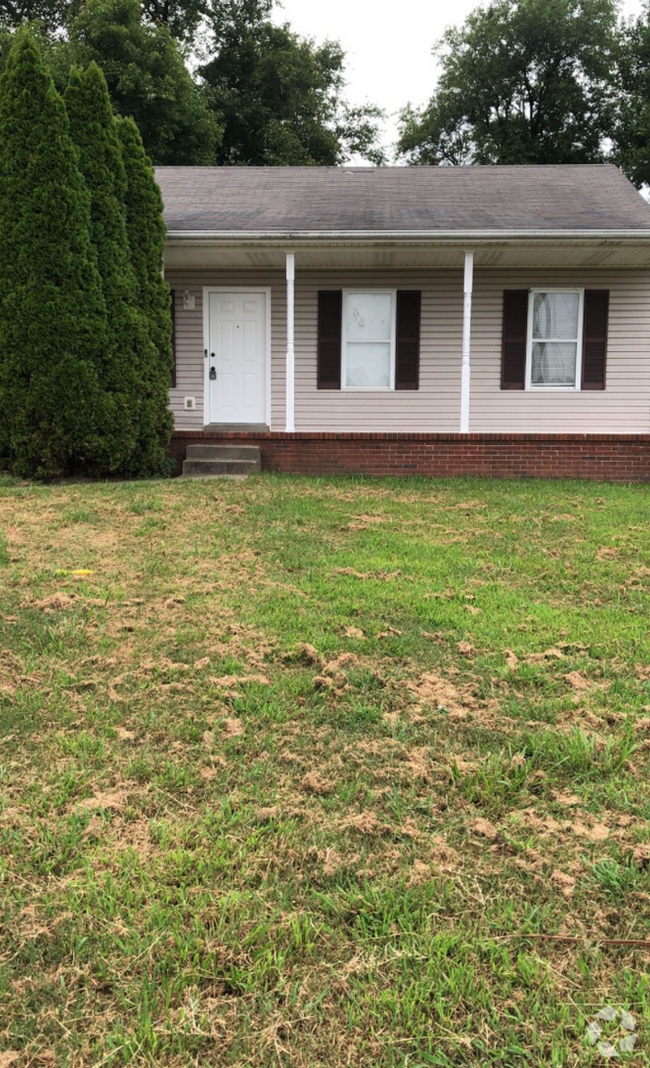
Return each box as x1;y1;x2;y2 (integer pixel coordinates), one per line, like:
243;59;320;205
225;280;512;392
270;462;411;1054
525;289;584;390
341;290;397;391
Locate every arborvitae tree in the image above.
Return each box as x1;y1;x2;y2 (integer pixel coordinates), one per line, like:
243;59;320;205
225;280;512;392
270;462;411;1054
65;61;156;474
117;116;173;473
0;31;107;477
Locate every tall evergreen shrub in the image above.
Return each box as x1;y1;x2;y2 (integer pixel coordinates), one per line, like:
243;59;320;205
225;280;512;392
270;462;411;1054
0;32;106;477
65;62;156;474
117;116;173;473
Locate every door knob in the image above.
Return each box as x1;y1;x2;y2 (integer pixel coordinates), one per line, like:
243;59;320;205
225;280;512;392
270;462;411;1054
209;367;217;380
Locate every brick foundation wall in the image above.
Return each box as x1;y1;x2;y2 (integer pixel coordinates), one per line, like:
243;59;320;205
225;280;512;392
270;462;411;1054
170;431;650;482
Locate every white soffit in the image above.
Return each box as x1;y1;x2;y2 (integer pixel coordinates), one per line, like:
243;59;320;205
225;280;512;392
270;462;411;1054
164;241;650;270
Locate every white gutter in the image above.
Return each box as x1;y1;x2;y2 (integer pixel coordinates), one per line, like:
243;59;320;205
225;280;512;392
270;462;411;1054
165;229;650;243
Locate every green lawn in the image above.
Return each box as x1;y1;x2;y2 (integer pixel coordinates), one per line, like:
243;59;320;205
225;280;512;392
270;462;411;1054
1;472;650;1066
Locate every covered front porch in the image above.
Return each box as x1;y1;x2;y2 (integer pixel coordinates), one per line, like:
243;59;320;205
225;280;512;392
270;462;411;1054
165;233;650;439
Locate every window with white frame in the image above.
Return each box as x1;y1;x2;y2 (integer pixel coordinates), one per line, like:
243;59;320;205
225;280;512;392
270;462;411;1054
527;289;583;389
342;290;396;389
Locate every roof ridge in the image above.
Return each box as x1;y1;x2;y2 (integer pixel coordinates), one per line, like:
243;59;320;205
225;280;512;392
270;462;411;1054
155;162;619;172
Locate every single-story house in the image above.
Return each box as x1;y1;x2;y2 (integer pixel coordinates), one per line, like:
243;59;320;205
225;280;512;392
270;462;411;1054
158;164;650;480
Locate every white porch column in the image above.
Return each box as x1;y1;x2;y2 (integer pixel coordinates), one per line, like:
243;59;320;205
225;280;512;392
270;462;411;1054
285;252;295;432
460;250;474;433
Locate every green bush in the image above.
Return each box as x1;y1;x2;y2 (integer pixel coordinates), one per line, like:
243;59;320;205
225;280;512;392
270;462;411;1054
118;116;173;475
0;37;175;479
0;32;107;478
65;62;157;476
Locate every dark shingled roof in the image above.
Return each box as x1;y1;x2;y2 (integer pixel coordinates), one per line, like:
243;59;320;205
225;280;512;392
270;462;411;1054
155;164;650;235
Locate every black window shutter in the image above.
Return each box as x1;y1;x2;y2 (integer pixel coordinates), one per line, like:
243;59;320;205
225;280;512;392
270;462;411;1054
582;290;609;391
170;288;176;388
317;290;342;389
501;290;528;390
395;291;421;390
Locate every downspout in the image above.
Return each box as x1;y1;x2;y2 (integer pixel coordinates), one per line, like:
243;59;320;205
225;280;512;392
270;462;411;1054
460;251;474;433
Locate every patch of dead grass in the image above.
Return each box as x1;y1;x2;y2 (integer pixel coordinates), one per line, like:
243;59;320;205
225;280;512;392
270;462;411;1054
300;771;334;796
76;789;128;812
221;717;244;737
471;817;499;840
405;670;493;724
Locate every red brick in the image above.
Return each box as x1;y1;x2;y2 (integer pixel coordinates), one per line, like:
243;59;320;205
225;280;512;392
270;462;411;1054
170;432;650;482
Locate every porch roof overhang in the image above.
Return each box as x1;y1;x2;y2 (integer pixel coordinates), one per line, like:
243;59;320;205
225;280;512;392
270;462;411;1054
163;230;650;270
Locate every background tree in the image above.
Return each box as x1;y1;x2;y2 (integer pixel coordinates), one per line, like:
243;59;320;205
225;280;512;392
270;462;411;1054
62;0;221;164
200;0;385;165
138;0;204;41
613;3;650;187
397;0;619;166
0;31;106;477
0;0;78;34
1;0;385;167
65;62;156;473
0;0;199;39
117;115;173;473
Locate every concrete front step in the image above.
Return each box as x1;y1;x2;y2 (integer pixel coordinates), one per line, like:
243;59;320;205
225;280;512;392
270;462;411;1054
185;444;261;463
181;443;262;479
182;458;259;478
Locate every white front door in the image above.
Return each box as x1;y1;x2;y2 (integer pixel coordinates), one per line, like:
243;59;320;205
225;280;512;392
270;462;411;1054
207;291;267;424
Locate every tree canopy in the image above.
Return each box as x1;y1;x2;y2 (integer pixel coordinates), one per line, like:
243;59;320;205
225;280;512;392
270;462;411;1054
0;0;200;39
0;0;386;166
200;0;385;165
0;0;220;166
0;0;76;34
397;0;619;167
613;3;650;187
139;0;204;41
61;0;221;165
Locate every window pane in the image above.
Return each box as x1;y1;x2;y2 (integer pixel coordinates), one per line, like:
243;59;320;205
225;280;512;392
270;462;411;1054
533;292;580;340
531;342;577;386
346;342;391;388
346;293;392;341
